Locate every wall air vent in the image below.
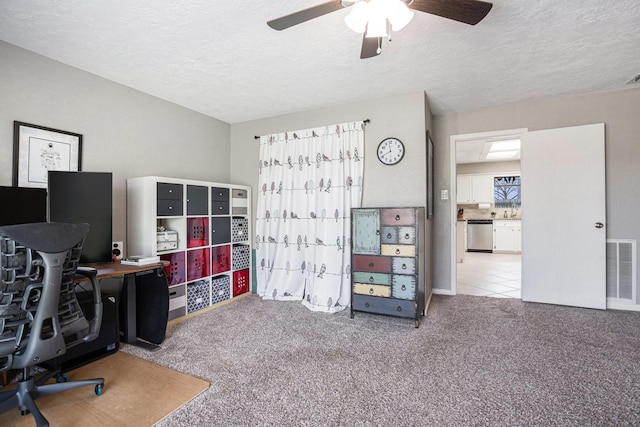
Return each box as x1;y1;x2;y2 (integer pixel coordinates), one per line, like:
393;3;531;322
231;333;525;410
606;239;638;311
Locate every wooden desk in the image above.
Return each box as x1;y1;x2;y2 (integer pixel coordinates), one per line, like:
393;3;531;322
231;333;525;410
81;261;166;351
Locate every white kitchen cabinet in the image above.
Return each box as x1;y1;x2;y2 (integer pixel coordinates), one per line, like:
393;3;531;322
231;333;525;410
493;220;521;253
457;174;494;204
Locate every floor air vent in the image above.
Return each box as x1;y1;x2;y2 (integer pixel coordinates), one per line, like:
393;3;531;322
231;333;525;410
606;239;637;311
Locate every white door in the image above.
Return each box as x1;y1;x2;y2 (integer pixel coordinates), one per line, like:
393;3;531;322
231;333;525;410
521;123;606;309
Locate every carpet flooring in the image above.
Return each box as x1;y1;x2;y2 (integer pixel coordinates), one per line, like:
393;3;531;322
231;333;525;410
122;294;640;426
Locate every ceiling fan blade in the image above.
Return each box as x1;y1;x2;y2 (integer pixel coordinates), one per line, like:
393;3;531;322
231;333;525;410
360;35;382;59
410;0;493;25
267;1;345;30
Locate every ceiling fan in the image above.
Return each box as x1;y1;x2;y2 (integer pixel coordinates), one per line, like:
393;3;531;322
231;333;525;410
267;0;493;59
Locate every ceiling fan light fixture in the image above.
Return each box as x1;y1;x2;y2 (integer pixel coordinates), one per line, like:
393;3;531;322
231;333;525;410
345;1;370;33
346;0;412;36
387;1;414;31
366;16;389;38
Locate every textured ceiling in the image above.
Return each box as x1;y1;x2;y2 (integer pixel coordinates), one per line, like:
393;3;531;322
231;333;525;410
1;0;639;124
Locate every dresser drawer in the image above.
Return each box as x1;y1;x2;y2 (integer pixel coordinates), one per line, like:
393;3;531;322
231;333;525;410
157;183;183;200
392;275;417;300
352;294;417;318
352;255;391;273
352;209;380;255
381;226;416;244
381;208;415;226
211;200;230;215
353;283;391;297
211;187;229;201
352;272;391;286
231;188;248;215
397;227;416;244
381;226;397;244
392;257;416;275
232;188;247;199
157;199;183;216
381;244;416;257
168;284;186;321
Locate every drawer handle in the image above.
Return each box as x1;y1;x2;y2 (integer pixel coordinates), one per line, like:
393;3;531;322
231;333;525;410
396;306;402;312
387;233;392;239
402;264;407;270
395;214;400;221
376;230;380;235
168;206;173;210
365;302;370;308
369;288;374;295
395;249;400;255
401;285;406;291
368;276;374;283
368;262;374;267
405;233;410;240
219;206;223;210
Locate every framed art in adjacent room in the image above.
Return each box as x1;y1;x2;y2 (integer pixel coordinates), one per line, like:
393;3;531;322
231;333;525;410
13;121;82;188
426;131;434;219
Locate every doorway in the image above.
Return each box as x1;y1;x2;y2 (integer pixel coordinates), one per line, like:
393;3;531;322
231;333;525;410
450;128;527;298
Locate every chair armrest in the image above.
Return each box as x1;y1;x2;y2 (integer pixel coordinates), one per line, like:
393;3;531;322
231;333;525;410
75;267;103;342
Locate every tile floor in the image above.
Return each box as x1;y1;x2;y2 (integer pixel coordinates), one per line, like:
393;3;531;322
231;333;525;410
456;252;522;298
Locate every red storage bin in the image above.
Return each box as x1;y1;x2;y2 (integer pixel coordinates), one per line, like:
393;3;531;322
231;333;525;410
211;245;231;275
233;269;250;297
187;248;210;281
160;252;185;286
187;217;209;248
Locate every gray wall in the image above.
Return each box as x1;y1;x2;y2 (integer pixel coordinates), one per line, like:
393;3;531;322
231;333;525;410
0;41;231;248
230;91;430;209
433;88;640;292
7;38;637;298
230;91;434;293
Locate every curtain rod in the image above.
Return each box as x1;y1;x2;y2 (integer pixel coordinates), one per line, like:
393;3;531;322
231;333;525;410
254;119;370;139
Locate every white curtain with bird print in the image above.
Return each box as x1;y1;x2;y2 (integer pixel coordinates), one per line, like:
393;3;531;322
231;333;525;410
255;121;364;313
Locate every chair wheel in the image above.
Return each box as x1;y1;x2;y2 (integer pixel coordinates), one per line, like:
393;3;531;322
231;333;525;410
95;384;104;396
56;374;70;383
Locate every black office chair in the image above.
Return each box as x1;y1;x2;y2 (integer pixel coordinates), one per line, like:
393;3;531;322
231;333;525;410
0;222;105;427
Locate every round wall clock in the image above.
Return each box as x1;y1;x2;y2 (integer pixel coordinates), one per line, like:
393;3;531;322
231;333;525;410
377;137;405;165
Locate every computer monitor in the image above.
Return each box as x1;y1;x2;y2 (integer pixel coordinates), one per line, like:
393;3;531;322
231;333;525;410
48;171;113;264
0;186;47;226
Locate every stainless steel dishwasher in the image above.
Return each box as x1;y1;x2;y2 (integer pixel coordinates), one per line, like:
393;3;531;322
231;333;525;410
467;219;493;253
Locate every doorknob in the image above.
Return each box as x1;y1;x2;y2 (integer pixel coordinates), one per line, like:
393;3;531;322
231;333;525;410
595;222;604;228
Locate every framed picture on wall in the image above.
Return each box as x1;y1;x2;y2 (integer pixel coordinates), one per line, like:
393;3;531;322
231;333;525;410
13;121;83;188
427;131;434;219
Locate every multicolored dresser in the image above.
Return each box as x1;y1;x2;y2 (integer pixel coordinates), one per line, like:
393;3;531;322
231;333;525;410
350;207;428;327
